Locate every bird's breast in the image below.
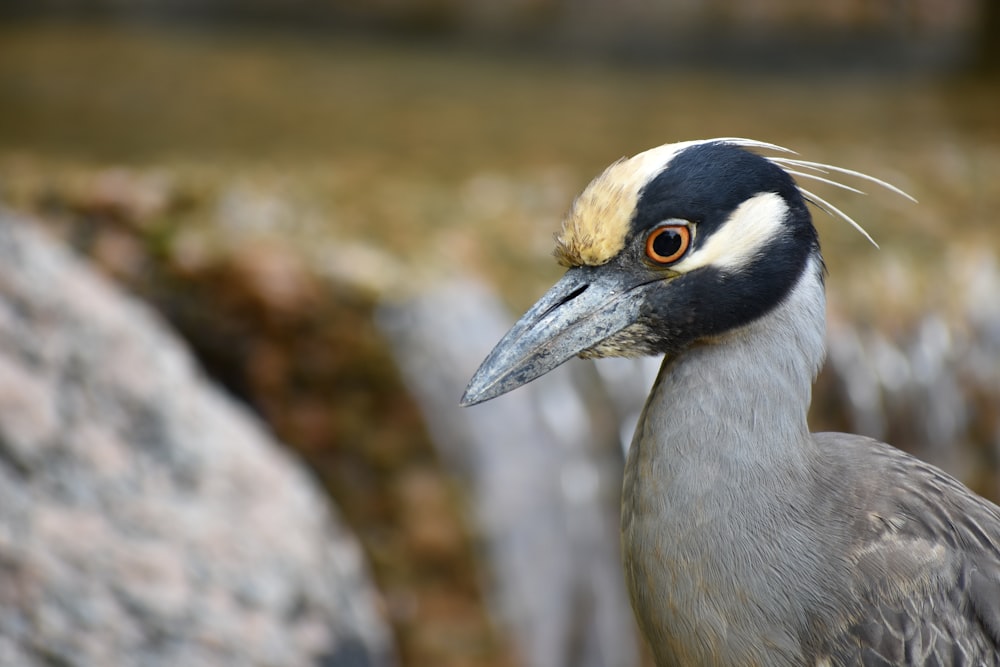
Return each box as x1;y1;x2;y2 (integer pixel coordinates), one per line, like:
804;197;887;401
620;398;823;666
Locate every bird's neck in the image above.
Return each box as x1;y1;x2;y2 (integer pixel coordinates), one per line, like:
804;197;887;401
621;258;828;665
629;256;827;496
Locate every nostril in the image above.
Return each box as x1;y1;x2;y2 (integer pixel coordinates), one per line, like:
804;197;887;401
540;283;589;320
558;284;589;306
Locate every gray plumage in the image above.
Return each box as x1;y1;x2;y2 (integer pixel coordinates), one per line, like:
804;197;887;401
622;256;1000;665
462;138;1000;665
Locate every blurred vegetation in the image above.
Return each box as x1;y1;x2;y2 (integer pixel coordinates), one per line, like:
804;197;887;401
1;4;999;666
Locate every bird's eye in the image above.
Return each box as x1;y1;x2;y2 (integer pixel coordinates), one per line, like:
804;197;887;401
645;223;691;265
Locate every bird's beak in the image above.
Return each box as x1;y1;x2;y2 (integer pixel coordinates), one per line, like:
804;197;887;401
461;266;648;406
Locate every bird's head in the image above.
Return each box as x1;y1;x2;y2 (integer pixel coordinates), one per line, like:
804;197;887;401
461;138;909;406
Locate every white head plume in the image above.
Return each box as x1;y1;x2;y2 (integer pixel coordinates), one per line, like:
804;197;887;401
710;138;916;249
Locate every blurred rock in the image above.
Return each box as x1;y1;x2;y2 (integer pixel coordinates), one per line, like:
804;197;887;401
0;212;395;667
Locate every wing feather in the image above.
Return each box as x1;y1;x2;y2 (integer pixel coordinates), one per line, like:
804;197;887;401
813;434;1000;666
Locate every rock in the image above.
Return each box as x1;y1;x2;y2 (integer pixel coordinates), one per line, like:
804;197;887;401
0;212;396;667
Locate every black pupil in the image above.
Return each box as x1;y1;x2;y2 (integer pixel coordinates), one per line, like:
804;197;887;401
653;228;682;258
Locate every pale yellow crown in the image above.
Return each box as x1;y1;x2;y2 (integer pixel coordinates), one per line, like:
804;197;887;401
554;141;700;267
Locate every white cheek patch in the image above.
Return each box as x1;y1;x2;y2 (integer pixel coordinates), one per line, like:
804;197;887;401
672;192;789;273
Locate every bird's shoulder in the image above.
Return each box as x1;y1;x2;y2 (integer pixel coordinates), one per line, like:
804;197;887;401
811;432;1000;665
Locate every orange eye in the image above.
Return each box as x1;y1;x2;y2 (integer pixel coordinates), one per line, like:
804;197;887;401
645;224;691;264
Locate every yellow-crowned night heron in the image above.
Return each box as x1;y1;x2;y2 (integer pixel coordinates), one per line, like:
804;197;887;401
461;139;1000;666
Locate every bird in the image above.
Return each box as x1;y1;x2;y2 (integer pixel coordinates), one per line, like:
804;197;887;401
461;138;1000;666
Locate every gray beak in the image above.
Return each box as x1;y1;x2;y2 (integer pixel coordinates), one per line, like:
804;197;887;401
461;266;648;406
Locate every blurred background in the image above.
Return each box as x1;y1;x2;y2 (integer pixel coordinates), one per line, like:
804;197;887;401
1;2;999;666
